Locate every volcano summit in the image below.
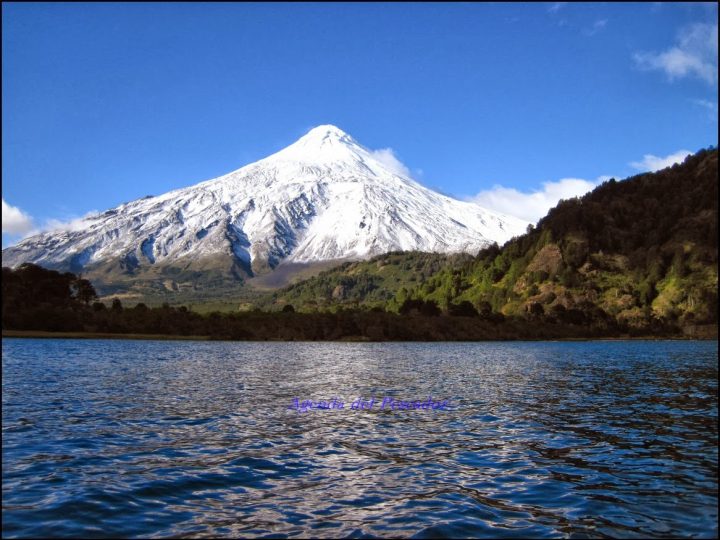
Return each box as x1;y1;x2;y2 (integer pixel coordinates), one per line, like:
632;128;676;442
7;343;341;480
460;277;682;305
2;125;527;296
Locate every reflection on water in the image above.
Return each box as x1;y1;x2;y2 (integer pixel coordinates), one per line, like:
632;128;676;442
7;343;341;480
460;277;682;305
2;339;718;538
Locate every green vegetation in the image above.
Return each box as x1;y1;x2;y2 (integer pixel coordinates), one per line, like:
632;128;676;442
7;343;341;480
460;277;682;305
254;147;718;335
91;264;261;310
0;262;683;340
3;147;717;340
257;251;473;312
413;147;718;332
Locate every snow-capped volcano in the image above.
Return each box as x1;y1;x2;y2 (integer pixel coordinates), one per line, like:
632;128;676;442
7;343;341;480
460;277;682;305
2;125;527;285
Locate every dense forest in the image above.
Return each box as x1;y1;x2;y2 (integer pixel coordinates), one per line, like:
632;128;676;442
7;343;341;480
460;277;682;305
0;262;682;340
265;147;718;335
2;147;717;340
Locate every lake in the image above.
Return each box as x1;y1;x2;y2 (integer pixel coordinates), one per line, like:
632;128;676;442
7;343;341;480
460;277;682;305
2;339;717;538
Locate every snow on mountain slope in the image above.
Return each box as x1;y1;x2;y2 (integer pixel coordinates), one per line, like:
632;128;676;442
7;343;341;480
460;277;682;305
2;125;528;278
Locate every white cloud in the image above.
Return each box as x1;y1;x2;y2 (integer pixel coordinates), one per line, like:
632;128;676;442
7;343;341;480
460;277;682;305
629;149;692;172
547;2;567;14
691;98;718;110
370;148;411;177
2;198;35;235
691;98;719;119
470;177;601;223
584;19;608;36
634;23;718;85
468;146;691;222
41;211;99;234
2;201;99;247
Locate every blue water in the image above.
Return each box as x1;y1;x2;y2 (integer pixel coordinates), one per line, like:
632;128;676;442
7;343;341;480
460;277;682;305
2;339;718;538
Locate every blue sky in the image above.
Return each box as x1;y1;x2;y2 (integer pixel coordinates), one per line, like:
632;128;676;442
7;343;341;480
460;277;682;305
2;2;718;245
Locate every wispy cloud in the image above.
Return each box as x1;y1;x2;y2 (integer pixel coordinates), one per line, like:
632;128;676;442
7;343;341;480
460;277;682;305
584;19;608;36
690;98;719;119
2;198;35;236
547;2;569;27
634;23;718;85
369;148;411;177
629;149;693;172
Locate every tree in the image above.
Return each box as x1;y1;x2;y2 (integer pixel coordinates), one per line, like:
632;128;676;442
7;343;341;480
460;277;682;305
526;302;544;317
399;299;441;317
671;248;687;278
448;301;478;317
399;299;423;315
72;278;97;304
637;280;657;306
420;300;441;317
475;301;493;318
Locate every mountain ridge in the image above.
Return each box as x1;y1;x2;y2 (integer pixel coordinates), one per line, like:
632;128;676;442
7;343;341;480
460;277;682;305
2;125;527;298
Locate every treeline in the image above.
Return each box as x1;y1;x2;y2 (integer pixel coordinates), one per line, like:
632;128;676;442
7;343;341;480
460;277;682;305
3;149;716;340
266;148;718;334
1;263;683;340
402;147;718;330
261;251;470;312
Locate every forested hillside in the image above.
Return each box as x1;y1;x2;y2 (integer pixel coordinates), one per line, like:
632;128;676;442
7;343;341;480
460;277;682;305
4;148;716;339
267;147;718;334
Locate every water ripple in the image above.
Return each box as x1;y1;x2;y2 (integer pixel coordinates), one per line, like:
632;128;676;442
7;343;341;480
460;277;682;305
2;340;718;538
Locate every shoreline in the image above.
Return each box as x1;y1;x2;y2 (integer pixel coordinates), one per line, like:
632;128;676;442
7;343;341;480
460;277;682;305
2;330;212;341
3;329;715;342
